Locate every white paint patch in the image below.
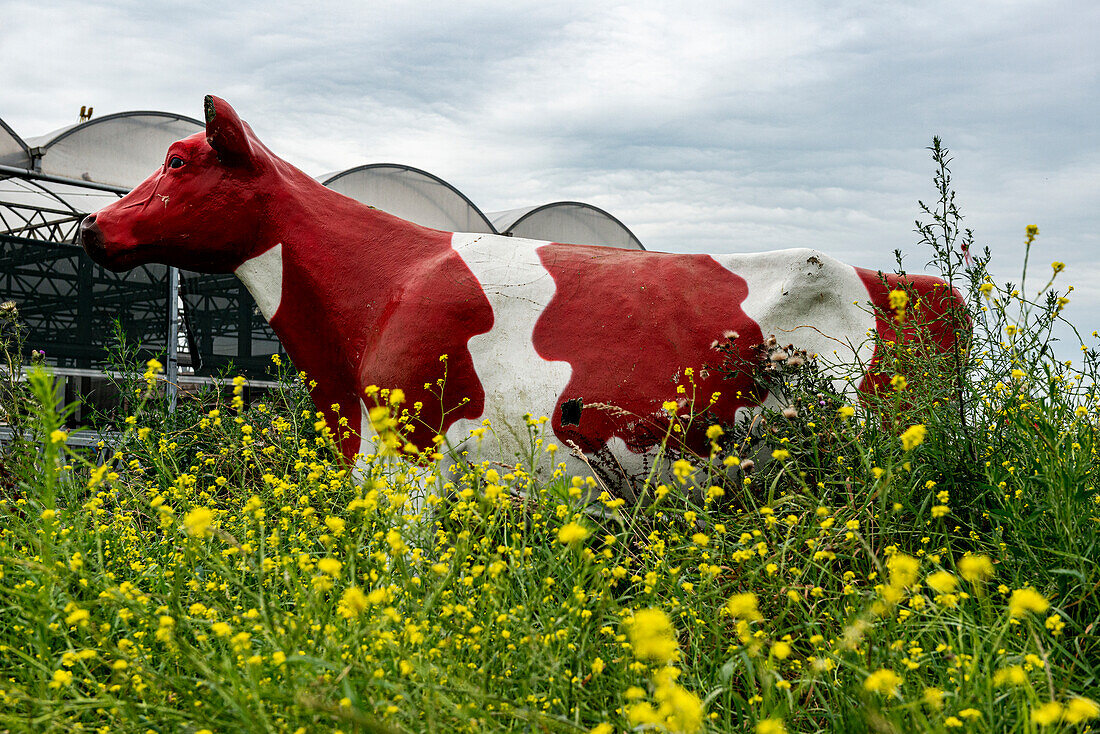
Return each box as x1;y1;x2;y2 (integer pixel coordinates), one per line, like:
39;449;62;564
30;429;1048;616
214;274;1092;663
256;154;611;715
714;248;877;398
448;232;575;476
234;243;284;321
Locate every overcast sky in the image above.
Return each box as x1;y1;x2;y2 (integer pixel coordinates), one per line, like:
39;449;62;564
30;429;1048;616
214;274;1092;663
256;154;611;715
2;0;1099;343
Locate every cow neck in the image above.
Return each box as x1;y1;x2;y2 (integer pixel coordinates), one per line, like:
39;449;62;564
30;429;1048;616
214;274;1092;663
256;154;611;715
253;170;458;447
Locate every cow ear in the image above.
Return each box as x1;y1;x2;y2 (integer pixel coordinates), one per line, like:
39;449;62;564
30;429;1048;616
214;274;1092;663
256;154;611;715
204;95;253;164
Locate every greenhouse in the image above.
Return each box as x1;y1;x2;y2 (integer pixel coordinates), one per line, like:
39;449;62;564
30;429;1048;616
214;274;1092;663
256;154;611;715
0;106;646;415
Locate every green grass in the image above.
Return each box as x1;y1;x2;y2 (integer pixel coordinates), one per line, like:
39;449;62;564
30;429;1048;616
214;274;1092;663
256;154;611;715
0;144;1098;733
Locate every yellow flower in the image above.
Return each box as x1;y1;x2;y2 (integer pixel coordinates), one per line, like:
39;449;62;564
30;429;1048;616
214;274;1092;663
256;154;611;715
183;507;214;537
1012;368;1026;380
1008;587;1050;618
993;665;1027;687
558;522;590;545
339;587;369;619
654;679;704;733
864;668;903;696
756;719;787;734
590;725;614;734
317;557;342;576
771;449;790;461
1026;224;1039;239
899;424;927;451
887;554;920;588
1031;701;1063;726
211;622;232;637
324;516;346;536
931;505;950;518
65;607;90;626
957;554;994;583
1051;261;1065;273
888;289;909;322
926;571;958;594
50;429;68;444
923;687;945;710
771;641;791;660
49;669;73;688
628;702;661;727
837;405;855;419
1064;697;1100;724
591;657;605;675
725;592;763;622
958;708;981;720
627;608;679;663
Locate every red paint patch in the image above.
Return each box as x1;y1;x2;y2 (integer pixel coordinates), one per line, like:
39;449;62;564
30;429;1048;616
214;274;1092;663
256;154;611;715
270;209;495;461
854;268;968;396
533;244;766;455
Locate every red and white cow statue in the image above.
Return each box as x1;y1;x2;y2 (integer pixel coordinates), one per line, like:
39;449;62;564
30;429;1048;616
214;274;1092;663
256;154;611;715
81;96;966;492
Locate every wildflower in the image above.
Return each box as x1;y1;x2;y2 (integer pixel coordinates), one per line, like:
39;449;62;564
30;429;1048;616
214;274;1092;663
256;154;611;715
324;516;346;536
183;507;214;537
837;405;855;419
957;554;994;583
1031;701;1063;726
1026;224;1039;240
591;657;605;675
706;424;724;440
672;459;694;482
958;708;981;720
211;622;232;637
887;554;920;588
993;666;1027;687
725;593;763;622
889;289;909;322
49;429;68;444
317;557;342;576
931;505;950;518
653;678;704;733
979;282;994;297
49;669;73;688
864;668;903;696
590;725;614;734
1051;261;1065;273
922;687;945;710
1012;368;1026;380
771;641;791;660
558;522;590;545
926;571;958;594
756;719;786;734
771;449;790;461
65;607;90;626
1008;587;1050;618
627;608;679;663
1064;697;1100;724
1045;614;1066;635
899;424;927;451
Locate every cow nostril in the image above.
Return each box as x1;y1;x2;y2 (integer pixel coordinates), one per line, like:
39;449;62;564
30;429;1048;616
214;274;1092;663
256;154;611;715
79;215;103;254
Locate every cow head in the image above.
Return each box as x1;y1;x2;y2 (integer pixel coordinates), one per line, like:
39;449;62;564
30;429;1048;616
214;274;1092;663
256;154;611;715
80;96;274;273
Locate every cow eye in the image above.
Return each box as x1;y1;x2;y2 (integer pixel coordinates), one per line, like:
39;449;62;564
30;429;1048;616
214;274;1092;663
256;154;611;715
168;156;185;169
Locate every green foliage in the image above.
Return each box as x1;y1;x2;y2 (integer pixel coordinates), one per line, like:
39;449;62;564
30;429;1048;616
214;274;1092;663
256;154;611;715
0;142;1097;733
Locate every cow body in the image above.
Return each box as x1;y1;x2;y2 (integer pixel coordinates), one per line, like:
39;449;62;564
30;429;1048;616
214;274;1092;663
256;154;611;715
81;96;966;494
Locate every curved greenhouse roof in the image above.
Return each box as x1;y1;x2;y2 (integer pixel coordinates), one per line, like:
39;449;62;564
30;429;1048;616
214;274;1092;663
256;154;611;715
1;107;645;250
21;111;204;189
0;118;29;168
490;202;644;250
320;164;495;234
